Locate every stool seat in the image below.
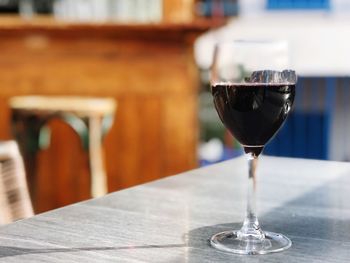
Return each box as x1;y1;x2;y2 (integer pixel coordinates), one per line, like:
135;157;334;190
10;96;117;205
10;96;116;117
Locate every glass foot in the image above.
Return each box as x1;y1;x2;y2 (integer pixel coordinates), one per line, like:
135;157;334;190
210;230;292;255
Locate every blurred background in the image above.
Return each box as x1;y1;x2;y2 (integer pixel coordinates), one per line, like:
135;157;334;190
0;0;349;219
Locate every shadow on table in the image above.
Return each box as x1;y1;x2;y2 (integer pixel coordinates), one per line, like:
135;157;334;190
1;174;350;260
184;173;350;261
0;244;189;258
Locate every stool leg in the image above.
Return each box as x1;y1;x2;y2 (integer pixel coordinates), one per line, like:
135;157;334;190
11;113;43;212
88;115;108;198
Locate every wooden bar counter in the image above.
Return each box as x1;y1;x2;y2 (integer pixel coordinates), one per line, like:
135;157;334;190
0;16;215;213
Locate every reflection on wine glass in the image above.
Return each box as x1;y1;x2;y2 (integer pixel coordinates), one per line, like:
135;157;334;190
210;40;296;255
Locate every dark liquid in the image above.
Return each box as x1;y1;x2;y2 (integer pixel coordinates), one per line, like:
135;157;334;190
212;83;295;156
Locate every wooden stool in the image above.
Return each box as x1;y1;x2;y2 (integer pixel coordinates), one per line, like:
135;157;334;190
10;96;117;199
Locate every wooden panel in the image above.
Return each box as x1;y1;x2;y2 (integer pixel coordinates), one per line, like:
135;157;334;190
138;97;163;182
163;95;198;175
108;98;142;190
0;19;213;213
0;96;11;139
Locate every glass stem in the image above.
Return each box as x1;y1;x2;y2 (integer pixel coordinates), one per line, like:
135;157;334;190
237;153;265;241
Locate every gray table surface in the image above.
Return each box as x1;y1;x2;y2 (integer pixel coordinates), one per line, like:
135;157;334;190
0;156;350;262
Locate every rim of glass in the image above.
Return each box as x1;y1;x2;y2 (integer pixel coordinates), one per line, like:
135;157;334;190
211;81;296;86
211;39;296;86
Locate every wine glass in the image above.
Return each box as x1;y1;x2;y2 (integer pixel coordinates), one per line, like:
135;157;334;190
210;40;296;255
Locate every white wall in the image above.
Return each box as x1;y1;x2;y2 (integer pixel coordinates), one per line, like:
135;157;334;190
195;13;350;76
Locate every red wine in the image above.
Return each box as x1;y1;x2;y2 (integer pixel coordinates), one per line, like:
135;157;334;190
212;83;295;156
